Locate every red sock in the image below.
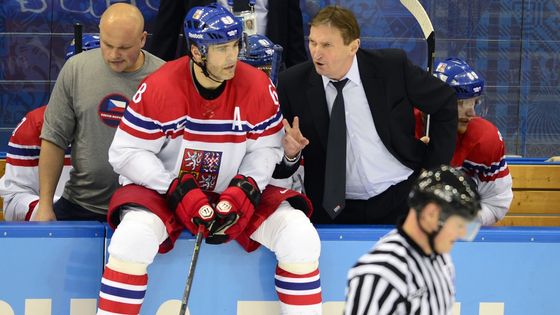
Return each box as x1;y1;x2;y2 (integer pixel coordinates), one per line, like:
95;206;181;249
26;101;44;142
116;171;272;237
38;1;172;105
275;265;322;309
97;266;148;315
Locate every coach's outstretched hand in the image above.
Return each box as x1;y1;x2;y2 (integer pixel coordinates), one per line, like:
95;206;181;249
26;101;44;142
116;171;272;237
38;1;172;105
282;117;309;160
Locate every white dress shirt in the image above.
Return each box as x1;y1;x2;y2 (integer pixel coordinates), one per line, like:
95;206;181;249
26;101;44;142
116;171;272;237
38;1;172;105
321;56;413;200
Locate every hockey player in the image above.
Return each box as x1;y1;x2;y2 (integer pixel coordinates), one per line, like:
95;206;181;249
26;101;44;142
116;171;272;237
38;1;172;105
0;35;100;221
97;4;322;315
416;58;513;225
345;165;482;314
238;33;282;84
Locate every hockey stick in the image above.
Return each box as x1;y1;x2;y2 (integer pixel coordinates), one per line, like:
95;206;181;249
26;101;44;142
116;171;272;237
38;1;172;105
179;225;205;315
400;0;435;137
73;23;83;55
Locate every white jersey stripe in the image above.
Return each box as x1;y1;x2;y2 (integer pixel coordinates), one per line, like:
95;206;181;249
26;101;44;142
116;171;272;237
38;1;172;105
98;291;143;305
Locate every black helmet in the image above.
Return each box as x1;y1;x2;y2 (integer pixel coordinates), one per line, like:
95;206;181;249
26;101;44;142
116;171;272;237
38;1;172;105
408;165;481;221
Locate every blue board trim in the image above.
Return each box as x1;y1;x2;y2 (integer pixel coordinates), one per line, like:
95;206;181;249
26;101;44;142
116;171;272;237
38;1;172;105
2;221;560;242
0;221;105;238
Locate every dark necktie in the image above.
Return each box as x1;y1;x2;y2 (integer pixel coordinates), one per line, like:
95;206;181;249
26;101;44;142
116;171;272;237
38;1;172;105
323;79;349;219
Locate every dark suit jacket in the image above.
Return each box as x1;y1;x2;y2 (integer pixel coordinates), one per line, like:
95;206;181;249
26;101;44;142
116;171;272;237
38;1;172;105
275;48;458;222
266;0;308;68
148;0;308;67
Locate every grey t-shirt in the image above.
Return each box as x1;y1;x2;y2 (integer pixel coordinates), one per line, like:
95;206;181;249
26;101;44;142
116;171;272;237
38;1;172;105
41;49;164;215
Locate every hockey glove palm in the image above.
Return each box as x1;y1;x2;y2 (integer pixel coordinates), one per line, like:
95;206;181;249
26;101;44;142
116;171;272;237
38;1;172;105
166;173;215;236
206;175;261;244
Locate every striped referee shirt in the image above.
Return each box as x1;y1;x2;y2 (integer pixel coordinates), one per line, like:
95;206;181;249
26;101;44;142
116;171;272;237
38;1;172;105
345;227;455;315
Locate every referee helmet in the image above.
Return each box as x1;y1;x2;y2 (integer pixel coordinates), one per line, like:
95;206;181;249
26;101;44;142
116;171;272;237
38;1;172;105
409;165;481;240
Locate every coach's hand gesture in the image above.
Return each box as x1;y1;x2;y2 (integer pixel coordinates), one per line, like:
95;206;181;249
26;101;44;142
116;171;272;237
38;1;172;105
282;117;309;160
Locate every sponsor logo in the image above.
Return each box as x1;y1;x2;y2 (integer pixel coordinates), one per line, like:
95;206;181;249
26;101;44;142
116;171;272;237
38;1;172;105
227;29;238;37
0;299;505;315
199;206;214;219
189;32;204;39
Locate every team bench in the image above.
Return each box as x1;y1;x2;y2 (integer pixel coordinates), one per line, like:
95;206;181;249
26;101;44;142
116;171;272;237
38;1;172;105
495;159;560;226
1;157;560;225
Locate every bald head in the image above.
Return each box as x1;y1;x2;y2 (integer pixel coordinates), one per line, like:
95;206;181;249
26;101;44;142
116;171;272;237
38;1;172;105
100;3;145;35
99;3;147;73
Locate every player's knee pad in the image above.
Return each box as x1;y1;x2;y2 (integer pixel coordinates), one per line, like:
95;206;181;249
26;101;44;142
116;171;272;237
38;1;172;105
270;205;320;274
108;207;168;267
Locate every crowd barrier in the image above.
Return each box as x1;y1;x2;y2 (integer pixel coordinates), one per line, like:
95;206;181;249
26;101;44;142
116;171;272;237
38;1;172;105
1;223;560;315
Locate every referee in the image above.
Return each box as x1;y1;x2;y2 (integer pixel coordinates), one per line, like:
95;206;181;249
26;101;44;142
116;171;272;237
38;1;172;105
344;165;482;315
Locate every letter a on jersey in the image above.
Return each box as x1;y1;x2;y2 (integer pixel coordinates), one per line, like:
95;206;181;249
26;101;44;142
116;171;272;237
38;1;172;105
233;106;243;131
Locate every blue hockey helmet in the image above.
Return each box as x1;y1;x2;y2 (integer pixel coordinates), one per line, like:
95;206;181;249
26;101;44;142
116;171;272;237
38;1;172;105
183;3;243;59
239;34;275;67
64;34;100;60
238;34;283;84
434;58;485;99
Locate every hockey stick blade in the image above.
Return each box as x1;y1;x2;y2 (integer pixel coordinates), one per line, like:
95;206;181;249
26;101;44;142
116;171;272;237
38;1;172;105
400;0;435;136
399;0;434;42
179;225;205;315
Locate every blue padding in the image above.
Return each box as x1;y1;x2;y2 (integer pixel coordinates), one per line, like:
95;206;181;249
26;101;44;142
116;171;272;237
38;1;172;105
0;152;5;159
506;157;559;164
170;224;560;243
316;225;560;243
473;226;560;242
0;221;105;238
5;222;560;242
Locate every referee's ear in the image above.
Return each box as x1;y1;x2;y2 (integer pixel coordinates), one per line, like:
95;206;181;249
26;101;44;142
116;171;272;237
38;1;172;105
420;203;441;232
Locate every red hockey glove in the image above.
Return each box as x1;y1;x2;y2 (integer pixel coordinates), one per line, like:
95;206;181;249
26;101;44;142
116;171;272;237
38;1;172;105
206;175;261;244
166;173;215;236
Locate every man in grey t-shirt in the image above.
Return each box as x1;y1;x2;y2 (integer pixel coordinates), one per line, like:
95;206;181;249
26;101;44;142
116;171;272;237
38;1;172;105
37;3;165;221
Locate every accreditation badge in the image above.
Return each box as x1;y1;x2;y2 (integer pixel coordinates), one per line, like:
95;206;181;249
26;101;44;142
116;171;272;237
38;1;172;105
236;10;258;36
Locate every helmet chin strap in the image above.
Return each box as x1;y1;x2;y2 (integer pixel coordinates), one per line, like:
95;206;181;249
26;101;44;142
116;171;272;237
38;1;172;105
417;215;443;255
194;57;225;84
